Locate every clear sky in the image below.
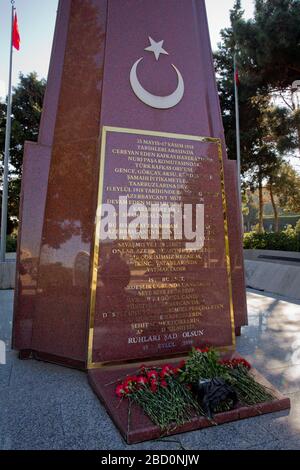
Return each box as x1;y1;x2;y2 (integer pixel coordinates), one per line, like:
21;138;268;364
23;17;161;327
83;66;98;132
0;0;255;100
0;0;58;99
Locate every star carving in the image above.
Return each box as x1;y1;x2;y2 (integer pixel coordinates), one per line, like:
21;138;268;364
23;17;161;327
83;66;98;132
145;36;169;61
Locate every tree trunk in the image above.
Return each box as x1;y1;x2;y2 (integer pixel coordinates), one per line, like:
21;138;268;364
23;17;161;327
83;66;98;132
269;184;279;232
258;172;264;233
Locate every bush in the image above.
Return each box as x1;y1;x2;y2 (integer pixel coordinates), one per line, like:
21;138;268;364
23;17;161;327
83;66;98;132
244;226;300;252
6;234;18;253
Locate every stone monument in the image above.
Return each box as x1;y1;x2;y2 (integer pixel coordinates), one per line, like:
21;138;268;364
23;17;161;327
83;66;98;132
14;0;288;443
13;0;247;370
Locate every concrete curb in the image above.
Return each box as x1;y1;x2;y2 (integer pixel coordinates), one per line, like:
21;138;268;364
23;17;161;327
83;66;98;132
0;256;16;290
245;259;300;300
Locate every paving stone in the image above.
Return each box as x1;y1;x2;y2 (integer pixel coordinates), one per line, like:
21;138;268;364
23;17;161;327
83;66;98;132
0;390;9;450
131;438;192;451
60;391;119;440
247;436;300;450
0;363;12;388
9;354;86;389
2;396;65;450
262;365;300;394
247;439;283;450
179;418;277;450
1;289;300;450
257;391;300;441
278;437;300;450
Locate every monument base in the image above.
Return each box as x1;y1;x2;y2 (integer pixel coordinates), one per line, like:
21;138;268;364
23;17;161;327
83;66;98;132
18;349;86;370
88;357;291;445
235;326;242;337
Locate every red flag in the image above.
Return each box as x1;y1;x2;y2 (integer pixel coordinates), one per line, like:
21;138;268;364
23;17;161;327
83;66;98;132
12;12;20;51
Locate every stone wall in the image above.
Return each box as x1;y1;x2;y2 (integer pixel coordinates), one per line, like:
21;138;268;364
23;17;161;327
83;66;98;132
245;250;300;300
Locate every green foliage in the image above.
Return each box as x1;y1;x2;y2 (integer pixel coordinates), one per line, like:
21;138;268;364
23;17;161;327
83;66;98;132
244;225;300;251
269;163;300;213
243;191;259;230
214;1;265;165
228;365;274;406
179;348;230;383
215;0;300;235
234;0;300;91
8;73;46;177
0;72;46;232
6;234;17;253
179;349;274;408
263;106;298;154
128;378;200;431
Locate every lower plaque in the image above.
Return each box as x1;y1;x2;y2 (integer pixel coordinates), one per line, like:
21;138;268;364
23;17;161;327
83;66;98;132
88;127;235;367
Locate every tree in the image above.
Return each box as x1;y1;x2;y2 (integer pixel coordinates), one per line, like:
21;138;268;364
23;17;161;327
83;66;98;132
0;72;46;233
214;0;254;162
269;163;300;223
243;190;259;232
233;0;300;152
233;0;300;91
215;0;300;233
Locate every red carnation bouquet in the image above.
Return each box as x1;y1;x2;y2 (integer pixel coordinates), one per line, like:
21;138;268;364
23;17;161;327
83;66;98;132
219;358;251;370
115;362;199;430
115;347;274;430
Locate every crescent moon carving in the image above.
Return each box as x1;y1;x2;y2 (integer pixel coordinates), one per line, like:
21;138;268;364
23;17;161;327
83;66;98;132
130;58;185;109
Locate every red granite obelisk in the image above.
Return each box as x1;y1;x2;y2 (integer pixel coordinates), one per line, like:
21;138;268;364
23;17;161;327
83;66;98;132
13;0;247;369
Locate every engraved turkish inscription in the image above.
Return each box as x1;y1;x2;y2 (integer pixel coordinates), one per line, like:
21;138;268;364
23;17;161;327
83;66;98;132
90;128;235;364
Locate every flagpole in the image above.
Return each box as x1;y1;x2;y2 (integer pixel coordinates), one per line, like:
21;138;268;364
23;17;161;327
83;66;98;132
0;1;15;262
234;51;243;234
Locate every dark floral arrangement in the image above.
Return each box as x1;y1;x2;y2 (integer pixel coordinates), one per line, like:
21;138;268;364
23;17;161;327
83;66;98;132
115;347;274;431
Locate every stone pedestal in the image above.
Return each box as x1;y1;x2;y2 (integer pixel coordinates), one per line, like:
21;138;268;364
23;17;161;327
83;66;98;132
89;355;290;444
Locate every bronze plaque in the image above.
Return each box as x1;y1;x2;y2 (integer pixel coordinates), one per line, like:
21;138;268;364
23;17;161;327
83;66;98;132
88;127;235;367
